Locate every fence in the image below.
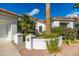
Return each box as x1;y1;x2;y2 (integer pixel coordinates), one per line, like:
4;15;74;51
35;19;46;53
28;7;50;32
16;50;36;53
25;35;63;50
13;33;63;50
25;38;47;49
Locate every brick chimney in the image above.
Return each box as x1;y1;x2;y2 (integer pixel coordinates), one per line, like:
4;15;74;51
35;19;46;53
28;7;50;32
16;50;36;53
46;3;51;32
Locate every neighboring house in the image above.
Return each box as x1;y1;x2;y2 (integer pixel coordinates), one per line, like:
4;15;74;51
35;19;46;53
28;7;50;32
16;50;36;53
51;16;79;30
36;20;46;32
32;18;46;33
0;8;18;42
51;17;76;29
32;16;79;33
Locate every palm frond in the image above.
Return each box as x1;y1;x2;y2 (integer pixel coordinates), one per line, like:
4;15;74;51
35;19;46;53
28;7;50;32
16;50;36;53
73;3;79;9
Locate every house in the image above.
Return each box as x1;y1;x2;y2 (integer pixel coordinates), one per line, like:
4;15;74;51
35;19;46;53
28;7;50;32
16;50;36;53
33;16;79;34
35;19;46;33
0;8;46;42
0;8;79;42
0;8;18;42
51;17;77;29
52;16;79;30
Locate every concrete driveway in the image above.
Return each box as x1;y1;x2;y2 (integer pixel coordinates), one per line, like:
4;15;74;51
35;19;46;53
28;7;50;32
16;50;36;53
0;41;21;56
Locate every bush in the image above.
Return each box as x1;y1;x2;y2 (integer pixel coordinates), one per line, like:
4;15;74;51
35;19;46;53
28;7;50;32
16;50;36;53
46;39;60;55
51;26;62;34
42;32;60;39
62;28;77;45
42;27;62;55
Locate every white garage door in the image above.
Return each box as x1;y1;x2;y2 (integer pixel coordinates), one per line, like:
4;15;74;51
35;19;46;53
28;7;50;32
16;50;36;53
0;24;8;42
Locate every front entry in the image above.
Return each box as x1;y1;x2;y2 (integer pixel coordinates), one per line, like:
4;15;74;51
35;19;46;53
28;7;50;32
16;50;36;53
0;24;8;42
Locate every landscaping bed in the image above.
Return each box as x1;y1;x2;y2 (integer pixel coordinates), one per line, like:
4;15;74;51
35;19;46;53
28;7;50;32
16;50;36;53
19;42;79;56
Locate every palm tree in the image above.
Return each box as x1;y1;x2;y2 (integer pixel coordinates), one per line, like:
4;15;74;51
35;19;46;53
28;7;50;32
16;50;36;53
18;14;36;41
73;3;79;8
46;3;51;33
73;3;79;12
18;15;29;34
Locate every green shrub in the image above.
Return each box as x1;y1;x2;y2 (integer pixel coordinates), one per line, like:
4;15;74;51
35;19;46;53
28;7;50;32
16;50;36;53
51;26;62;34
46;39;60;55
62;28;77;45
42;32;60;39
42;27;62;55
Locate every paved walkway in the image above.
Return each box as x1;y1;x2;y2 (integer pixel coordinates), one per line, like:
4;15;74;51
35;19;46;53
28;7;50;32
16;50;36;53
0;41;21;56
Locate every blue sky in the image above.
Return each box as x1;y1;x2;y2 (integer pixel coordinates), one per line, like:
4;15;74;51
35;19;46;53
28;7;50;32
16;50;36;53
0;3;77;20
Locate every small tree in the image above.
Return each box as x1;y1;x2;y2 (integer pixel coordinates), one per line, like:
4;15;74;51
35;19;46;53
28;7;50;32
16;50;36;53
18;14;36;41
42;27;62;55
46;39;60;56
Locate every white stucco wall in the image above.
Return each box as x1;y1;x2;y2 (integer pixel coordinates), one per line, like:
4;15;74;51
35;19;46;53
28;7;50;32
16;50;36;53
7;23;17;42
36;22;46;32
25;34;63;50
67;22;74;29
25;38;63;50
11;24;17;41
52;21;60;28
25;38;47;50
52;21;74;29
33;39;47;49
25;35;32;49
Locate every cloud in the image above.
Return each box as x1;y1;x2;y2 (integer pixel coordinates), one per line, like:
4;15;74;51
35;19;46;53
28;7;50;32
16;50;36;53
27;8;40;16
65;12;79;18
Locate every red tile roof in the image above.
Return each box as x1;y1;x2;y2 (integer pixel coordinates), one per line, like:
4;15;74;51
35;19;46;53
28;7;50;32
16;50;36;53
0;8;17;16
0;8;45;22
31;18;45;23
37;20;45;23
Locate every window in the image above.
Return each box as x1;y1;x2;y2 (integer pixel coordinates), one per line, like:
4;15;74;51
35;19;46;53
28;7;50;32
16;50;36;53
39;26;42;33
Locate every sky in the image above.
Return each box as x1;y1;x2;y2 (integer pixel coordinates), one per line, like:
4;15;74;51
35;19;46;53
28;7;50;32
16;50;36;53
0;3;77;20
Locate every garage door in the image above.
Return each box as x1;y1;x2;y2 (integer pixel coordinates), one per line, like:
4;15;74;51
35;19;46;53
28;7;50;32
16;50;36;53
0;24;8;42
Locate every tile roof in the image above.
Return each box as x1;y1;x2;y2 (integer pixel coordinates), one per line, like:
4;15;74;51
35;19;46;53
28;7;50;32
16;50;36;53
0;8;45;23
52;16;78;21
31;17;45;23
37;19;45;23
0;8;17;16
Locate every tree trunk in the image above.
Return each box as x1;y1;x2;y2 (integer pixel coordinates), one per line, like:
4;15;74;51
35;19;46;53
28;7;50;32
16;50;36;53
46;3;51;33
